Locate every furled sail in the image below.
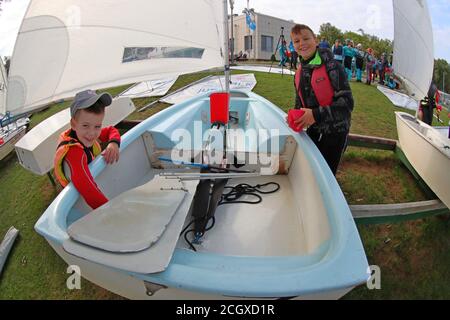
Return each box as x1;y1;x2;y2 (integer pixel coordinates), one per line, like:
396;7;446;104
393;0;434;102
7;0;225;115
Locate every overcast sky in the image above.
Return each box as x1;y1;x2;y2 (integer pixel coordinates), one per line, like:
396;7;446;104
0;0;449;61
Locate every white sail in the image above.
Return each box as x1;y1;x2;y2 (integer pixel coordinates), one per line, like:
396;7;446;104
7;0;225;115
393;0;434;102
0;58;7;115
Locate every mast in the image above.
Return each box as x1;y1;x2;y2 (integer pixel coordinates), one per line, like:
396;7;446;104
223;0;230;92
230;0;234;65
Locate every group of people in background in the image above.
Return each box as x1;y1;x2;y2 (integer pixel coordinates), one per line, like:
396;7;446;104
330;39;395;88
278;35;396;90
277;39;298;70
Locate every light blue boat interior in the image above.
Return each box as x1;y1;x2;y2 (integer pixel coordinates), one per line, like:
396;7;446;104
35;90;369;298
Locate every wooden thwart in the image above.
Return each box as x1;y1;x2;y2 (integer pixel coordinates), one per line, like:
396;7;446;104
347;134;397;151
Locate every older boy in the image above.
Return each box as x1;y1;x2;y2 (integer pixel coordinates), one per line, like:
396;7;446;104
290;24;354;175
54;90;121;209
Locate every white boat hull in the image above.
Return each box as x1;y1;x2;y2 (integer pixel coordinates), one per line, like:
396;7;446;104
49;240;354;300
396;112;450;208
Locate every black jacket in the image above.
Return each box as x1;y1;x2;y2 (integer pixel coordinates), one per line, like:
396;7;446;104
295;48;354;135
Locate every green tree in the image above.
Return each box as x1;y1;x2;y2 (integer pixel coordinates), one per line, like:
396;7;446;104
433;59;450;93
318;23;344;45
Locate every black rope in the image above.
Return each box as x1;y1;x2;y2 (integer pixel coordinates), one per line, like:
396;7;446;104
181;182;280;251
219;182;280;206
183;229;197;252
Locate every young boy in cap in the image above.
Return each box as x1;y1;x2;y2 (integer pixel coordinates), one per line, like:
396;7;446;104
54;89;121;210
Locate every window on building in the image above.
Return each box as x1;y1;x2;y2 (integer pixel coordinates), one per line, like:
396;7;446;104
261;35;273;52
122;47;204;63
244;35;252;50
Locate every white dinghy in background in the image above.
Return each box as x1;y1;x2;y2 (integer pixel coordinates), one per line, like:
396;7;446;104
1;57;30;161
396;112;450;209
392;0;450;209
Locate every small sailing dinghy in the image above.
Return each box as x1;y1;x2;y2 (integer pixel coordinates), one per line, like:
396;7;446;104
0;58;29;161
396;112;450;209
393;0;450;209
8;0;368;299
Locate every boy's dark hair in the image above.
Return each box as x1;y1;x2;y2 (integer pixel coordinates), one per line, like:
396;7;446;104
73;100;106;119
291;24;316;37
83;100;106;115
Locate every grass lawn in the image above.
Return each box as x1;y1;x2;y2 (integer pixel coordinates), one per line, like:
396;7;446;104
0;70;449;300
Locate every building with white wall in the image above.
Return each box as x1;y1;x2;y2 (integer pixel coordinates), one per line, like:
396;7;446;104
230;12;296;61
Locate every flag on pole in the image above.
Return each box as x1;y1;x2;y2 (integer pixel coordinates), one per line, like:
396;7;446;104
244;8;256;31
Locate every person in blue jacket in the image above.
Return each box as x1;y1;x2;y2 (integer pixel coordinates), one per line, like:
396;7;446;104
289;40;298;69
332;39;344;64
319;38;330;49
343;40;356;81
278;39;289;67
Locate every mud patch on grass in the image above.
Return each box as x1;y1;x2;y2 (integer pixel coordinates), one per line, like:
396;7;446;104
40;180;59;203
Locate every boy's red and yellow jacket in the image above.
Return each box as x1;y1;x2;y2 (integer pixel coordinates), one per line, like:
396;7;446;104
54;127;121;209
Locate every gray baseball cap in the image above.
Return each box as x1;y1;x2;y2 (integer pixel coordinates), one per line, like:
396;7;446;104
70;89;113;118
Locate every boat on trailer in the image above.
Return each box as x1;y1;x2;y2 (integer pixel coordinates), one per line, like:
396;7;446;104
9;0;368;299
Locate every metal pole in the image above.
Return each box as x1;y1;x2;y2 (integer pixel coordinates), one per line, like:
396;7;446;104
230;0;234;65
252;11;256;60
223;0;230;93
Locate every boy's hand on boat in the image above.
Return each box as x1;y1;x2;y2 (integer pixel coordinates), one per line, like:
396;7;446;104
294;108;316;128
102;142;120;164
